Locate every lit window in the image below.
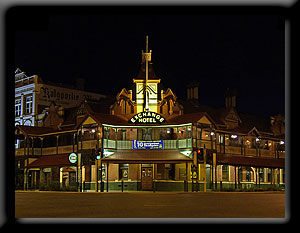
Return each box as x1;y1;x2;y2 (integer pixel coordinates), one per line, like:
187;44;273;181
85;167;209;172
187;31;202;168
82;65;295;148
25;96;33;114
119;164;128;180
15;99;21;116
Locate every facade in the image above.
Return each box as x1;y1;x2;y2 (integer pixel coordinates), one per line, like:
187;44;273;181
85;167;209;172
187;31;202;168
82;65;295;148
15;37;285;192
15;68;107;127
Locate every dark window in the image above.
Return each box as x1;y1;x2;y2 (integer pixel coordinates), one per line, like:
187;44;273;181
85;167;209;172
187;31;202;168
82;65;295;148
222;165;229;181
246;167;252;182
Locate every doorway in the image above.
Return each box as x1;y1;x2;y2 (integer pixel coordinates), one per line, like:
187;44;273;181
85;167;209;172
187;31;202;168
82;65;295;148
141;167;153;190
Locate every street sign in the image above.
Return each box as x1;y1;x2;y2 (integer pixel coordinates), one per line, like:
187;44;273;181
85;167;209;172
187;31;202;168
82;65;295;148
69;153;77;163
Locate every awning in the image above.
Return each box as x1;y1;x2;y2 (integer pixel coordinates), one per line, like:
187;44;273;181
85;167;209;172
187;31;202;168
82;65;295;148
102;149;193;164
217;153;285;168
26;154;74;168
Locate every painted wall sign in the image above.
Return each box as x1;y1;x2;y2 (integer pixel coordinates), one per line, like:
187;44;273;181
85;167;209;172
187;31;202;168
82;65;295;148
129;111;166;124
36;84;106;108
69;153;77;163
132;140;163;149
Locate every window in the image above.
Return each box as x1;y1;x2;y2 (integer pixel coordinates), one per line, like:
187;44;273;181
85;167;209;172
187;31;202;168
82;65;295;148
229;134;242;147
267;168;272;182
246;167;252;182
25;95;33;114
15;98;21;116
186;126;192;138
122;100;127;114
282;169;285;183
259;168;264;182
222;165;229;181
121;129;127;140
119;164;128;180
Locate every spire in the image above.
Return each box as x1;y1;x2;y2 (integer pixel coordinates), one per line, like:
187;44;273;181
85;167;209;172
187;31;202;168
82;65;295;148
142;35;152;63
143;35;151;111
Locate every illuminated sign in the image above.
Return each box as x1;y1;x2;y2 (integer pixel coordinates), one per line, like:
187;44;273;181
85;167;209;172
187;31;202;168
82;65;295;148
69;153;77;163
129;111;166;124
132;140;163;149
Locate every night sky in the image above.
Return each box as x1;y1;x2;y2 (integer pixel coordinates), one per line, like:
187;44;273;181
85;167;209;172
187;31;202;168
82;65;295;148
10;6;286;119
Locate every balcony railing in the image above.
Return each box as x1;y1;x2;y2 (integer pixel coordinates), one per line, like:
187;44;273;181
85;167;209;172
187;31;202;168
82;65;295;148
15;138;285;159
103;139;192;150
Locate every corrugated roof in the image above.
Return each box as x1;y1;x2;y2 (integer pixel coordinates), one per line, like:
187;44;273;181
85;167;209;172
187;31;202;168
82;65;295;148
102;149;193;163
26;154;74;168
16;125;56;136
217;153;285;168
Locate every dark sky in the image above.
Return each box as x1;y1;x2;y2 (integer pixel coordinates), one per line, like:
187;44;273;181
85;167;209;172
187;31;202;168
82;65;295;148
11;6;285;119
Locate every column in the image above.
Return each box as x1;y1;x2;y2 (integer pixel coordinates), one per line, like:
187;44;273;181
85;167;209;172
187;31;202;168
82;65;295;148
56;135;59;155
106;162;109;192
32;91;36;126
40;137;43;156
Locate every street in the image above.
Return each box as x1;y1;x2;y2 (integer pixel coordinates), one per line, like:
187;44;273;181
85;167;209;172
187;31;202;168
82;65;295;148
15;191;286;223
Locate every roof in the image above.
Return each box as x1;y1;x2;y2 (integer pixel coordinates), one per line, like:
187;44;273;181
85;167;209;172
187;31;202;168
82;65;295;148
26;154;74;168
136;62;157;79
237;113;273;134
217;153;285;168
167;112;215;126
178;100;278;136
60;98;117;129
90;112;130;126
102;149;193;163
16;125;56;136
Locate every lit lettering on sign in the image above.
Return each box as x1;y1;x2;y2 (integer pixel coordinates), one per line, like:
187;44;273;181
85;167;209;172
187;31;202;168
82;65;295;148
132;140;163;149
129;111;166;124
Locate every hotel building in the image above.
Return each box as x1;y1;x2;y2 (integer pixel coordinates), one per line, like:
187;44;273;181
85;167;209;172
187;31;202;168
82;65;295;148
15;37;285;192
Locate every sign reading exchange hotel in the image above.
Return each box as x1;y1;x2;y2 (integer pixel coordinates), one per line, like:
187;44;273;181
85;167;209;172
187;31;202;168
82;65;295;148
133;140;163;149
129;111;166;124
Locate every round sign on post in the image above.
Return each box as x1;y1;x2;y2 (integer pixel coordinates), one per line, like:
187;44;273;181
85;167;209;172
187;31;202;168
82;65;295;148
69;153;77;163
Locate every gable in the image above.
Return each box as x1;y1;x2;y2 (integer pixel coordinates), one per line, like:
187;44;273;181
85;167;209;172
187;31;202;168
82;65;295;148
82;116;97;125
249;127;260;137
197;115;212;125
225;108;240;122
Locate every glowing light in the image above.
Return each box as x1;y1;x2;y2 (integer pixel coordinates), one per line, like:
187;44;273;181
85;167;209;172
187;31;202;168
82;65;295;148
231;134;237;139
280;141;285;145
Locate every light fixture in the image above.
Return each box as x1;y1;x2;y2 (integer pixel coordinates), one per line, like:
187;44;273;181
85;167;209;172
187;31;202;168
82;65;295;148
210;132;215;136
268;142;272;147
280;141;285;145
231;134;237;139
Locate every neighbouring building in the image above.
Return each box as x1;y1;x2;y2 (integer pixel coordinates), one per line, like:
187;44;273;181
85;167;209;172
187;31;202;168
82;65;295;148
15;37;285;192
15;68;108;148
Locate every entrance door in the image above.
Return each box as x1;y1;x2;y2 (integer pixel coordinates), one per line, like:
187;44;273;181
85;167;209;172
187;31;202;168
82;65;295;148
206;164;211;189
141;167;153;190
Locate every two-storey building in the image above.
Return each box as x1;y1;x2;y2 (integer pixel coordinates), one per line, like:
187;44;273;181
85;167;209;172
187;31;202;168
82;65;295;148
15;37;285;192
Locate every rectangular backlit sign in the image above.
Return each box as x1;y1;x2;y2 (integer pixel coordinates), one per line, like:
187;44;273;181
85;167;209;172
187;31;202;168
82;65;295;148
132;140;163;149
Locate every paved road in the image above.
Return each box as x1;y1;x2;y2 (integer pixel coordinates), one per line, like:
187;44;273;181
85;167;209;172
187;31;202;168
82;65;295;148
15;191;286;222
